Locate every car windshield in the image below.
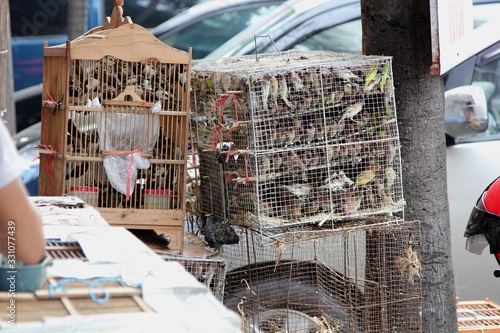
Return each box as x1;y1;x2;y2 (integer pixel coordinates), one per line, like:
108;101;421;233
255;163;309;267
156;5;281;59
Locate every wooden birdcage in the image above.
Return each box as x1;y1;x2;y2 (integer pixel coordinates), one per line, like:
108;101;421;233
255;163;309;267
38;2;191;251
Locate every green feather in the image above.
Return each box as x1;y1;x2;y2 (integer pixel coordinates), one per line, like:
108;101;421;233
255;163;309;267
380;62;391;92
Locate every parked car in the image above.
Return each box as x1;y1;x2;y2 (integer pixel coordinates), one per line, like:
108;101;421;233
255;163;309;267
11;0;209;132
149;0;287;59
13;0;500;306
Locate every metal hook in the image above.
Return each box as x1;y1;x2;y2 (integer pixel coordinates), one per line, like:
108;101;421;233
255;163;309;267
253;35;289;63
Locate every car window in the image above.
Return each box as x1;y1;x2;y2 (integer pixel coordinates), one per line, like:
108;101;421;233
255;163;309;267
293;19;362;54
10;1;68;37
106;0;206;28
159;5;281;59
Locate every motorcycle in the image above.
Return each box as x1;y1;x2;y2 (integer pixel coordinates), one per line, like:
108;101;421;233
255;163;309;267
464;176;500;277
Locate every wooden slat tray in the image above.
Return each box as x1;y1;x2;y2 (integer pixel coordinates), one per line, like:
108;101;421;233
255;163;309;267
0;277;153;324
458;298;500;332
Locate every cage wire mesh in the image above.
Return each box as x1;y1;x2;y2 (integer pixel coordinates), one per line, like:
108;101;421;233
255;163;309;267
63;55;189;209
160;254;227;302
221;218;422;333
190;50;404;238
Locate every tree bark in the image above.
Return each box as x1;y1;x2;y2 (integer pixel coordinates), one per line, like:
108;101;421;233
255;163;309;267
68;0;88;40
0;0;15;134
361;0;458;332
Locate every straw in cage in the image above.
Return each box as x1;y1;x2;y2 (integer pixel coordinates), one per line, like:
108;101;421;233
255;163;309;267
220;220;422;333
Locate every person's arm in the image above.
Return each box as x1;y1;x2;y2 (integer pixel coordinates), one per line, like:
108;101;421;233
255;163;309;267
0;178;45;265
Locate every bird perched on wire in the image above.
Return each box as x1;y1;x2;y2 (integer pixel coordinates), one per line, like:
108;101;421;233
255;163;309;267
260;75;271;110
286;69;304;92
320;170;353;192
340;187;364;214
269;74;279;109
282;183;313;200
339;101;364;123
277;73;294;108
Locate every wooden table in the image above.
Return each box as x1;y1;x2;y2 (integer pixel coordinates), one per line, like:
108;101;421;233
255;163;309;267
0;196;241;332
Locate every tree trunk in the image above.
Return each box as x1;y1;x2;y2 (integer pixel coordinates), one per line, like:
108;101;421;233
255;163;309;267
68;0;88;40
361;1;458;332
0;0;15;134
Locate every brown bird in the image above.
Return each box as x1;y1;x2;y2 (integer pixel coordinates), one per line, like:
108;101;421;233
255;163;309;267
277;73;294;108
260;75;271;110
339;101;364;123
340;188;364;214
269;74;279;108
287;70;304;92
258;154;272;175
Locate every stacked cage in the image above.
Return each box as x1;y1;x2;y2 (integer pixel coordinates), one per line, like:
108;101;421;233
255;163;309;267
160;254;227;301
222;220;422;333
191;50;404;237
38;4;191;250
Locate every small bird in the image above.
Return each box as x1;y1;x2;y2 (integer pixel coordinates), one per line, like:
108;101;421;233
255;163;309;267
356;164;379;186
320;170;353;192
303;198;320;216
283;183;313;199
258;154;271;175
287;70;304;92
314;119;324;141
284;127;297;147
277;74;294;108
339;102;364;123
384;166;397;193
335;68;363;82
297;149;312;167
326;144;340;163
142;64;157;77
340;188;363;214
286;196;303;220
310;148;320;167
355;111;371;130
303;122;316;144
325;118;345;138
260;76;271;110
275;128;287;147
219;73;232;92
269;74;279;108
355;167;379;186
271;152;283;173
329;90;344;106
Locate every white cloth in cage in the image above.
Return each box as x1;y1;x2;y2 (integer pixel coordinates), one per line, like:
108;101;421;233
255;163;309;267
96;98;160;197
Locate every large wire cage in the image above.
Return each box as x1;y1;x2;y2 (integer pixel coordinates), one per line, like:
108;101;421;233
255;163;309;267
221;219;422;333
190;50;404;238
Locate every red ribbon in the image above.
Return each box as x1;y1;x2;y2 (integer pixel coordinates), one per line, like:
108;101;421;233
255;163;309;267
206;92;241;154
116;145;142;201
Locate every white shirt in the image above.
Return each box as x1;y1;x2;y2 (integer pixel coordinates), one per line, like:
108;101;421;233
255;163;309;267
0;120;21;189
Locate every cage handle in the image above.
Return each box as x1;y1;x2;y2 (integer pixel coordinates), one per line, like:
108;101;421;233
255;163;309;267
253;35;289;63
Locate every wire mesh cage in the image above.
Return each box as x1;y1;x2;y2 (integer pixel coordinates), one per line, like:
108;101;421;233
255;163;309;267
221;218;422;333
38;3;191;250
191;50;404;235
160;254;227;302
